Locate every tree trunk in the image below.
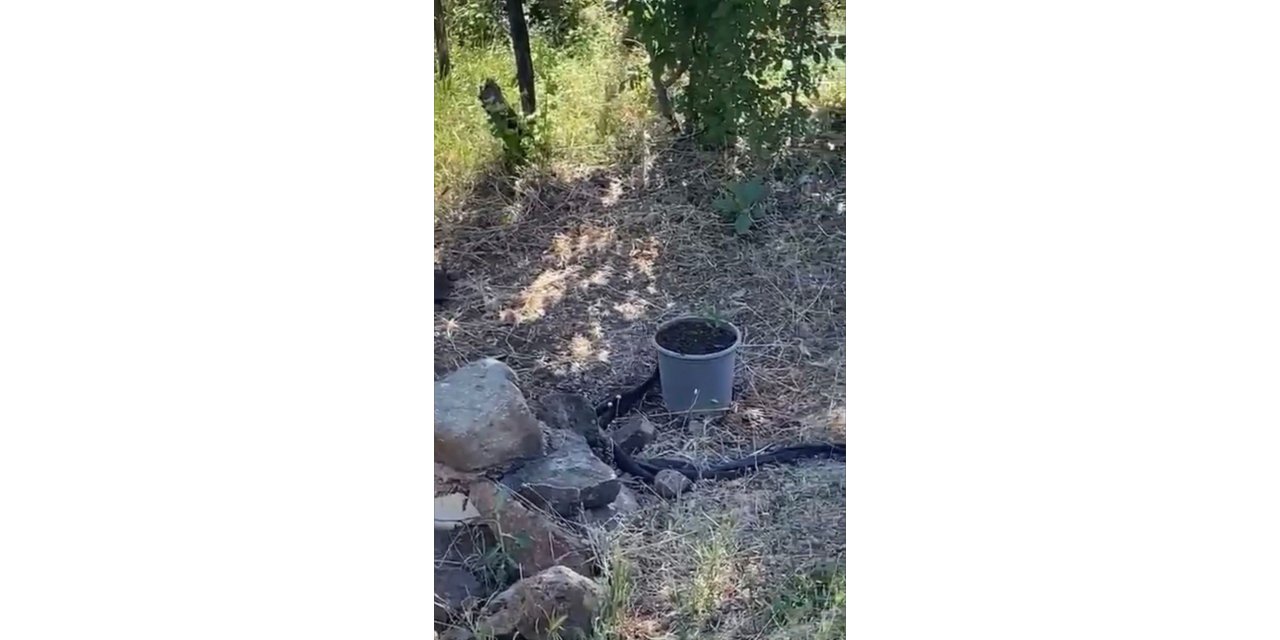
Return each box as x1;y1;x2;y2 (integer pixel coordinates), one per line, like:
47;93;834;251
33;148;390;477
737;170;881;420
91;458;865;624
504;0;537;114
434;0;451;78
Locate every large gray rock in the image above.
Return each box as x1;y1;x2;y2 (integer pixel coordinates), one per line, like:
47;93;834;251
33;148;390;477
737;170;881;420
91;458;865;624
468;480;595;577
502;429;620;516
435;359;545;472
474;566;605;640
608;415;656;454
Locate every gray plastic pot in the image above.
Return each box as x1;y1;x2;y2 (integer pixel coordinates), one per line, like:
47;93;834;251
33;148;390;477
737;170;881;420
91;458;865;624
652;316;741;414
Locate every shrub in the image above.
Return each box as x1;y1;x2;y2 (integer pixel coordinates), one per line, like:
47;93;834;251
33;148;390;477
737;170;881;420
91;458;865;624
621;0;844;149
443;0;508;48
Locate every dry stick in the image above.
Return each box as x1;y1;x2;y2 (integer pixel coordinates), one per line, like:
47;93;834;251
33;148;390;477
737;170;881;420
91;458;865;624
679;387;700;431
641;407;731;420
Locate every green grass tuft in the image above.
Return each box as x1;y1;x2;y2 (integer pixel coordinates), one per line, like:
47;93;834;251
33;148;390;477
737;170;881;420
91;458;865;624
765;561;846;640
674;518;739;632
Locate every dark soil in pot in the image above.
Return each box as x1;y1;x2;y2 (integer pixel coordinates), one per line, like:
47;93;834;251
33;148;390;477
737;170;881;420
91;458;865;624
655;318;737;355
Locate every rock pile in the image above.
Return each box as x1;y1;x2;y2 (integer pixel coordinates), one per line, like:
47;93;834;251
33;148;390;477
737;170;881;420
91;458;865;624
433;358;643;638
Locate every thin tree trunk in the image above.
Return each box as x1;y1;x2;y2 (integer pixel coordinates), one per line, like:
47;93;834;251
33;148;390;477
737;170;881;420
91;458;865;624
504;0;537;114
434;0;451;78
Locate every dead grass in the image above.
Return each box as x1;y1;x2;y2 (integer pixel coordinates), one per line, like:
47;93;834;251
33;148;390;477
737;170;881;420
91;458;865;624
435;127;845;638
592;461;846;639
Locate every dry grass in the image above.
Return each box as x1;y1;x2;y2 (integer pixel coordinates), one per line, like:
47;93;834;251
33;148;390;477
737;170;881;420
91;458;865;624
594;462;846;639
435;135;845;423
435;126;845;638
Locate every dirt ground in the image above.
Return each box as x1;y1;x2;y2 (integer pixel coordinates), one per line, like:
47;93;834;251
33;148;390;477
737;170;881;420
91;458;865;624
435;131;846;639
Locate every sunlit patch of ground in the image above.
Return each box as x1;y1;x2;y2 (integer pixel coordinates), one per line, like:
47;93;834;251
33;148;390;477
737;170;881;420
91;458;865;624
500;266;581;325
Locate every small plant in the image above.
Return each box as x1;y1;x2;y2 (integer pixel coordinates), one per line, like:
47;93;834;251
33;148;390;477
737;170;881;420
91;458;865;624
713;178;767;235
543;612;568;640
476;38;564;170
480;79;534;167
471;538;521;587
524;39;562;158
469;495;529;587
694;306;729;324
593;540;635;639
766;561;846;640
673;517;738;632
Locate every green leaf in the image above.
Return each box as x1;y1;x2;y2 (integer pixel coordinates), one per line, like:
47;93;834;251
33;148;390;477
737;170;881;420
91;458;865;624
713;195;739;216
734;211;753;235
731;178;766;209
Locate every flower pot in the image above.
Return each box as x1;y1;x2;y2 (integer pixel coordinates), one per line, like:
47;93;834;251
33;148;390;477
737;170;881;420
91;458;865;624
652;316;741;414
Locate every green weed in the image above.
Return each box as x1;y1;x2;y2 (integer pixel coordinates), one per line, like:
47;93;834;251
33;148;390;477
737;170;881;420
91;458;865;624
764;561;846;640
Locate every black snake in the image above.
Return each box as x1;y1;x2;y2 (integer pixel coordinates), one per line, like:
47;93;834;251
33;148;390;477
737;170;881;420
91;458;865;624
592;366;845;486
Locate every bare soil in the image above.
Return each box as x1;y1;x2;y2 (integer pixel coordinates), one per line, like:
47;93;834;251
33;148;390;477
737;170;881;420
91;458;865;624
655;318;737;355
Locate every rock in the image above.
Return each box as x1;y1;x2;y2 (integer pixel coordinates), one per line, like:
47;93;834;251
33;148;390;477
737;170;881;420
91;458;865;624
654;469;692;498
582;484;640;529
434;565;484;622
538;392;613;462
608;415;656;454
613;484;640;512
435;359;545;472
536;393;598;438
502;429;620;516
434;492;480;526
468;480;595;577
438;628;474;640
435;525;494;622
474;566;605;640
